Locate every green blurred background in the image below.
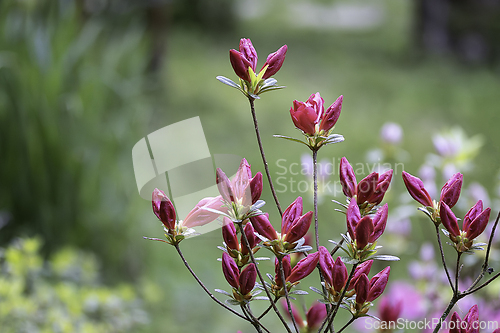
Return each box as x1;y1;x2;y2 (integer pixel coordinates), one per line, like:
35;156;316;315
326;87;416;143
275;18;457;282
1;0;500;332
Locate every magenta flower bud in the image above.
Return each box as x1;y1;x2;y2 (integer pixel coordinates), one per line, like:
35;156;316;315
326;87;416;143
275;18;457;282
370;204;388;243
355;274;369;305
306;302;327;330
463;305;479;333
332;256;348;293
440;173;463;208
229;49;253;82
348;260;373;290
449;312;463;333
152;188;176;230
402;171;434;207
249;172;263;204
465;207;491;241
369;169;393;205
355;216;374;250
357;172;379;205
367;266;390;302
283;211;313;244
250;213;278;241
281;299;305;328
439;202;460;238
319;95;343;133
216;168;234;203
241;222;259;255
261;44;287;79
463;200;483;232
239;263;256;295
275;255;292;288
282;197;304;235
222;220;239;252
183;196;227;228
318;246;334;287
239;38;258;72
222;252;240;290
378;297;402;323
346;198;361;239
340;157;357;198
286;251;320;284
290;101;319;135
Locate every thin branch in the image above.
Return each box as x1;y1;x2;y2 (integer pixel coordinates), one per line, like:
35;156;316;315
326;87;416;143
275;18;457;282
174;244;248;321
337;316;356;333
435;225;456;293
258;297;278;320
464;270;500;295
431;293;461;333
455;252;462;292
330;237;345;257
242;304;271;333
248;98;282;216
280;258;300;333
238;222;293;333
312;148;320;251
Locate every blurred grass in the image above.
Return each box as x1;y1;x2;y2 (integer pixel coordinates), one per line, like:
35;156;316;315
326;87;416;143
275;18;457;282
1;0;500;331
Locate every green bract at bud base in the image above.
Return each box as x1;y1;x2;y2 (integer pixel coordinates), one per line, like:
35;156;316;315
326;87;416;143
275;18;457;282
216;75;286;100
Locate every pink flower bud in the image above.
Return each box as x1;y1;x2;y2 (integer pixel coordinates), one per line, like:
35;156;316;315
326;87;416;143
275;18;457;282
282;197;304;235
283;211;313;244
250;213;278;241
152;188;176;230
241;222;259;255
290;101;319;135
369;169;393;205
319;95;343;133
465;207;490;241
402;171;434;207
439;202;460;238
275;255;292;288
370;204;388;243
463;200;483;232
378;297;402;323
183;196;226;228
306;302;327;330
239;263;256;295
340;157;357;198
239;38;258;72
368;266;390;302
440;173;463;208
261;44;287;79
281;299;305;328
216;168;234;203
229;49;253;82
355;274;369;304
249;172;263;204
318;246;334;287
222;219;239;252
346;198;361;239
332;256;348;293
357;172;379;205
463;304;479;333
286;251;319;284
348;260;373;290
355;216;374;250
449;312;463;333
222;252;240;289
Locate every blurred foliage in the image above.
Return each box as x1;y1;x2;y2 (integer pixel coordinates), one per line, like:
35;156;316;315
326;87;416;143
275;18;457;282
0;237;148;333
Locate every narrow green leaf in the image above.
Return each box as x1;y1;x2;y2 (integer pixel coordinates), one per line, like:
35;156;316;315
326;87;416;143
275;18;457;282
216;76;241;89
273;134;309;146
370;254;400;261
215;289;232;296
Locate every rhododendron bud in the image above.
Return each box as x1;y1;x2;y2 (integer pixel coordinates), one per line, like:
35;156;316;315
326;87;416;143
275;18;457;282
182;196;226;228
306;302;327;330
368;266;390;302
250;213;278;241
222;252;240;289
290;99;321;135
286;251;319;284
440;173;463;208
216;168;234;203
370;204;388;243
348;260;373;290
355;274;369;305
239;263;256;295
402;171;433;207
449;305;479;333
355;216;374;249
275;255;292;288
439;202;460;238
239;38;258;72
222;219;239;252
282;197;304;234
318;246;334;287
152;188;176;230
346;198;361;239
229;49;253;82
463;200;483;231
249;172;263;204
332;256;348;293
465;206;490;241
319;95;343;133
283;211;313;244
340;157;357;198
241;222;259;255
261;44;287;79
357;172;379;205
281;299;305;328
378;297;402;323
369;170;393;205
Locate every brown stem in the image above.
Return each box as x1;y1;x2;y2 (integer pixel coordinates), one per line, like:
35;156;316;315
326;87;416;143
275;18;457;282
280;258;300;333
435;225;455;293
248;98;283;216
312;148;319;251
337;316;356;333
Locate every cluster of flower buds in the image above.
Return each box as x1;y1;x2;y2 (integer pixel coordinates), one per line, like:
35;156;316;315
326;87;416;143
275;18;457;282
216;158;263;222
151;188;226;245
448;304;500;333
351;266;391;317
218;38;287;98
318;246;347;303
402;171;491;252
281;300;327;333
222;218;260;267
271;252;319;297
221;252;257;303
340;157;393;214
250;197;313;255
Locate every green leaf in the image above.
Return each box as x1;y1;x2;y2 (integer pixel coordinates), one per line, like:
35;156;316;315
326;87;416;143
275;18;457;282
253;296;270;301
340;257;359;265
309;286;325;296
370;254;400;261
273;134;309;146
214;289;231;296
289;290;308;295
216;76;241;89
261;78;277;89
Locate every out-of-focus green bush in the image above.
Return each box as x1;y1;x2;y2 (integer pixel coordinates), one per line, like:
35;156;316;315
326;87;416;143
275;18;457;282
0;237;148;333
